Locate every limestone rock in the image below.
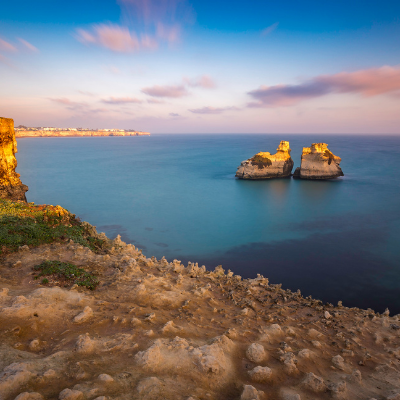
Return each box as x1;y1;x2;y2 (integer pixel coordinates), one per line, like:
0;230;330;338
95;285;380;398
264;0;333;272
58;389;84;400
248;366;272;382
73;306;93;324
14;393;44;400
241;385;264;400
294;143;344;180
236;141;294;179
301;372;327;393
246;343;266;363
0;117;28;201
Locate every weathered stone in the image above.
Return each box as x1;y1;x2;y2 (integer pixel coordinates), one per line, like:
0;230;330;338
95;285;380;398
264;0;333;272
241;385;263;400
236;141;294;179
246;343;266;363
248;366;272;382
14;393;44;400
58;389;84;400
294;143;343;180
301;372;327;393
0;117;28;201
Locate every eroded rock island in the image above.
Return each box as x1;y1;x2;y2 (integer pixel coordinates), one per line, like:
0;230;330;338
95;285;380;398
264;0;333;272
0;118;28;201
293;143;344;180
236;141;294;179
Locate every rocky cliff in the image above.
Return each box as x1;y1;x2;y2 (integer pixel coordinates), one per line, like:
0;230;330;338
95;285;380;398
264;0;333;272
0;118;28;201
293;143;344;180
236;141;294;179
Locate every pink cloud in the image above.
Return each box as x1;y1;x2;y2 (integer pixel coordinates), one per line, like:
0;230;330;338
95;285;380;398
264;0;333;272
248;65;400;107
185;75;216;89
147;98;165;104
102;96;143;104
18;38;39;52
156;23;181;44
142;85;188;98
169;112;180;117
0;38;17;52
189;106;240;114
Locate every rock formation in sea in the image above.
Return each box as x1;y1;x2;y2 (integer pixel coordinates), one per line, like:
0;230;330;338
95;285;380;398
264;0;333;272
0;117;28;201
293;143;344;180
235;141;294;179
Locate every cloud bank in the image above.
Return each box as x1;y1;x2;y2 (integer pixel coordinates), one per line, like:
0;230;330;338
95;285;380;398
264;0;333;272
248;66;400;107
142;85;188;98
102;96;142;104
189;106;239;114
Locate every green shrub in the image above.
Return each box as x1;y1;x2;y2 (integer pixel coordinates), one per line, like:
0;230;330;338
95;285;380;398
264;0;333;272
251;154;272;169
33;260;99;290
0;199;105;255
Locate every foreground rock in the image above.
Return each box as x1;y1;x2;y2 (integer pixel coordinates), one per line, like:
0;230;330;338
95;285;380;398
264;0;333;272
0;117;28;201
236;141;294;179
293;143;344;180
0;229;399;400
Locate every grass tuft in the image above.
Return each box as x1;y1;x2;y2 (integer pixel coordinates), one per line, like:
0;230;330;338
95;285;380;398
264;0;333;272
251;154;272;169
33;260;99;290
0;199;105;255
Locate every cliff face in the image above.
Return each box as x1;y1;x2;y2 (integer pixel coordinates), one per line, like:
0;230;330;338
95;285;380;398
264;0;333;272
236;141;294;179
294;143;344;180
0;118;28;201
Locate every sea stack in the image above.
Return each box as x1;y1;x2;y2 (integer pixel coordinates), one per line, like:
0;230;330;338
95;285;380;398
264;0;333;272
235;141;294;179
0;117;28;201
293;143;344;180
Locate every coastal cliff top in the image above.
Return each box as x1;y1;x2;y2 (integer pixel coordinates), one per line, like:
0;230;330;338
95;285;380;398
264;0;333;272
0;199;399;400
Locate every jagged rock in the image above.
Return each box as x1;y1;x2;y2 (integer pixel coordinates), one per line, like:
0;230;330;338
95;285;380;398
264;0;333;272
97;374;114;382
58;389;84;400
248;366;272;382
0;117;28;201
246;343;266;363
241;385;264;400
73;306;93;323
301;372;327;393
236;141;294;179
332;355;345;370
14;393;44;400
328;381;347;399
294;143;344;179
0;362;33;399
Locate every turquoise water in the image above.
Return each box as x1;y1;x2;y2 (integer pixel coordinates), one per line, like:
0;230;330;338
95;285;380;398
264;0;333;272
16;134;400;313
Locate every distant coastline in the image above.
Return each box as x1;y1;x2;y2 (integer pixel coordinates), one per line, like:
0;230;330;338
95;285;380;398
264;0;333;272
15;129;150;138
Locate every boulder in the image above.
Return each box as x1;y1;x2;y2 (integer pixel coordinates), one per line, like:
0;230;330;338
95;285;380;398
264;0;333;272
236;141;294;179
294;143;343;180
0;117;28;201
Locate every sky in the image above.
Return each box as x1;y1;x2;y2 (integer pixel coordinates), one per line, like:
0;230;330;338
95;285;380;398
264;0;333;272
0;0;400;133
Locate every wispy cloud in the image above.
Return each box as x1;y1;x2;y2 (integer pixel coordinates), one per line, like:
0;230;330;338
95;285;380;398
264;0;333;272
18;38;39;52
101;96;143;104
0;38;17;52
142;84;188;98
147;98;165;104
248;66;400;107
169;112;180;117
189;106;240;114
261;22;279;36
77;90;96;97
184;75;216;88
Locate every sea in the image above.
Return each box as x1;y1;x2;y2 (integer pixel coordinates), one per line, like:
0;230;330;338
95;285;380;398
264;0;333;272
16;134;400;314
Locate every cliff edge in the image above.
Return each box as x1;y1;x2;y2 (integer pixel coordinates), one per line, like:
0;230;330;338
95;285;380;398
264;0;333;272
236;141;294;179
293;143;344;180
0;117;28;201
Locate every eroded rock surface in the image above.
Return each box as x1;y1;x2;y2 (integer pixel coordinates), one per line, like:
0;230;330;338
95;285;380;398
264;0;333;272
0;117;28;201
293;143;344;180
0;234;399;399
236;141;294;179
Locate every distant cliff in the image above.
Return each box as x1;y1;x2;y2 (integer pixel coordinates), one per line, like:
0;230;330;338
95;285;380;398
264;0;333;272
236;141;294;179
15;130;150;138
0;118;28;201
293;143;344;179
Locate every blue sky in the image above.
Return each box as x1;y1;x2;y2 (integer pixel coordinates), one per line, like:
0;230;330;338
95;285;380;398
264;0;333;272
1;0;400;133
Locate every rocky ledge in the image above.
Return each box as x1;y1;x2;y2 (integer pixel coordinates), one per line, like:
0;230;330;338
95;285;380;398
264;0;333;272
0;118;28;201
293;143;344;180
236;141;294;179
0;230;399;400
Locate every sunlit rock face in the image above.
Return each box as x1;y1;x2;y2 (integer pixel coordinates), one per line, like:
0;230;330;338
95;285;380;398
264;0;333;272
235;141;294;179
293;143;344;180
0;117;28;201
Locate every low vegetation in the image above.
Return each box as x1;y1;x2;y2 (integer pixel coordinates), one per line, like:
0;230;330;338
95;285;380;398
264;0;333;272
324;149;335;165
33;260;99;290
251;154;272;169
0;199;105;255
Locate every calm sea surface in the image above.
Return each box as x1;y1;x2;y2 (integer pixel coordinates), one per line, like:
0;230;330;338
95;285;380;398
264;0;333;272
16;134;400;313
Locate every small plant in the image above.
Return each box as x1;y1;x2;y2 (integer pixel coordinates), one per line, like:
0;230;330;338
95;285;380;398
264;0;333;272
41;278;49;284
0;199;106;255
33;260;99;290
324;150;335;165
251;154;272;169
